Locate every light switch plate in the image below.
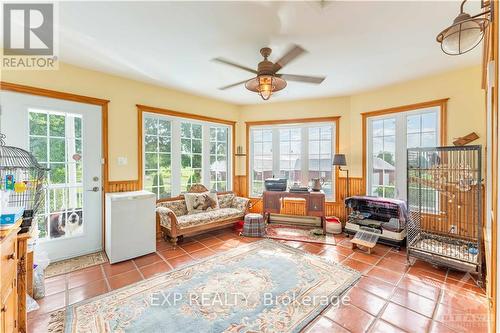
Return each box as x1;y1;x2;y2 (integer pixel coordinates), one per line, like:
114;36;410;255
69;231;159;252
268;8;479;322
117;157;128;166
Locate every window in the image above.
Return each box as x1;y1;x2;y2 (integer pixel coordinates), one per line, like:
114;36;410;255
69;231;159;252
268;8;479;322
181;122;202;192
210;127;229;192
144;117;171;199
29;110;83;240
366;107;440;201
249;121;336;199
142;113;232;198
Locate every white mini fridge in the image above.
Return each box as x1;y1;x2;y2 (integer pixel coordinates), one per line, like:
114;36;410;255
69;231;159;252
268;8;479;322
105;190;156;264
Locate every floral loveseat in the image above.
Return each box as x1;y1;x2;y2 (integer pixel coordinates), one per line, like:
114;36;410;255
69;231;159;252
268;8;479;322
156;184;249;245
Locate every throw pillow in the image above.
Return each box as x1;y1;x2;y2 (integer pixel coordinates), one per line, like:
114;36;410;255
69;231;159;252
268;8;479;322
184;192;220;214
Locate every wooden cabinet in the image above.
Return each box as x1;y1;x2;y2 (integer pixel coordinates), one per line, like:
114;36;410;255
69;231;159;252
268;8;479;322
262;191;326;233
0;219;29;333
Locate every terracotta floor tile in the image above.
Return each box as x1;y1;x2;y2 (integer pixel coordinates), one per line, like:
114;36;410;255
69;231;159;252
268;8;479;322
198;236;224;247
383;252;408;264
346;287;386;316
397;276;442;301
390;287;437;318
369;319;406;333
158;247;188;260
102;260;136;277
434;303;489;333
189;248;216;260
180;241;207;253
428;321;461;333
140;261;172;279
442;279;485;295
108;270;143;290
44;275;67;296
167;254;195;269
68;279;109;305
300;243;324;255
324;303;375;333
68;265;105;289
381;302;432;333
303;316;349;333
376;258;409;273
133;252;163;267
216;233;238;241
356;276;396;299
27;312;53;333
366;266;404;285
342;258;373;274
350;251;382;265
156;240;173;251
409;261;447;278
34;291;66;315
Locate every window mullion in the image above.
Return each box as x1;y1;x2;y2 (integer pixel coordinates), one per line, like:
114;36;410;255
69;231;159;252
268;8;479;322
272;128;280;178
301;127;309;187
202;125;211;190
171;120;181;196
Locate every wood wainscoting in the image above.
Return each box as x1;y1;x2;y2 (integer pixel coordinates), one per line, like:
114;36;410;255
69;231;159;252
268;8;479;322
107;180;140;193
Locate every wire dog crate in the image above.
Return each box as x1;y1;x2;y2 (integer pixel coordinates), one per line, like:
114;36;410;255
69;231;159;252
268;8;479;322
407;145;482;284
0;135;48;233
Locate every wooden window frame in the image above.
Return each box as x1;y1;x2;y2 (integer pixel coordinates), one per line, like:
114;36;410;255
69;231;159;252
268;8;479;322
361;98;448;192
137;104;236;193
245;116;341;201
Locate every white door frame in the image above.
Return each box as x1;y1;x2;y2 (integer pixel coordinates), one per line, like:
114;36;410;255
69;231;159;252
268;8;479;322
0;83;109;261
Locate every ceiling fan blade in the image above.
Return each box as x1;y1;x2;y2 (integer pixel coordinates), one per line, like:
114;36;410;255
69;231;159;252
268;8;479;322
277;74;326;84
273;44;306;72
218;79;249;90
212;58;257;74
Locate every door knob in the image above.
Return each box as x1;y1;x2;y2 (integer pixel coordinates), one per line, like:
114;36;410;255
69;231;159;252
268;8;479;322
88;186;100;192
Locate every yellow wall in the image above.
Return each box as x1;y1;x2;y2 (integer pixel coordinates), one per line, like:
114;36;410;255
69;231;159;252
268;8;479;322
1;63;484;181
1;63;239;181
239;65;485;177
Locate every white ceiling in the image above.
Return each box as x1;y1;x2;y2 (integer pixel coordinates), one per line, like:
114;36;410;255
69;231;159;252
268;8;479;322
54;1;482;105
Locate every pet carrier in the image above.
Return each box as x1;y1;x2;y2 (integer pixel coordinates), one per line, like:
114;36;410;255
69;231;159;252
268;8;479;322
407;145;482;284
0;134;48;233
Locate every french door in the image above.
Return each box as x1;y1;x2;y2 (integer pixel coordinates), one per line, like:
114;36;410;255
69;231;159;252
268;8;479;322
1;91;102;261
366;107;440;201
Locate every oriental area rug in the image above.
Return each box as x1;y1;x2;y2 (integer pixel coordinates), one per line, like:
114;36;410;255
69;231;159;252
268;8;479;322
51;240;360;333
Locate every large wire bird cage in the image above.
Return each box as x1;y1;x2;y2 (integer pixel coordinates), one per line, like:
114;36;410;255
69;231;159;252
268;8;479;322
407;145;482;284
0;134;48;233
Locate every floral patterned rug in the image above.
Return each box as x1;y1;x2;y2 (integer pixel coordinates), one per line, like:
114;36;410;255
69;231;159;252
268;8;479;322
54;240;359;333
45;251;108;278
266;224;338;245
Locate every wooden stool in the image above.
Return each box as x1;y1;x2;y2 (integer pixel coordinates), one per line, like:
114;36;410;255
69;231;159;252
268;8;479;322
351;230;379;254
280;197;307;216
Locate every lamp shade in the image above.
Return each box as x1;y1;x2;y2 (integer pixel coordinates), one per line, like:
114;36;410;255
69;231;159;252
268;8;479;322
333;154;347;166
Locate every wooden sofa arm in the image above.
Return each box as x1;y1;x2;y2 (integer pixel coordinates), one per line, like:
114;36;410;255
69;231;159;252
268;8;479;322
156;207;179;239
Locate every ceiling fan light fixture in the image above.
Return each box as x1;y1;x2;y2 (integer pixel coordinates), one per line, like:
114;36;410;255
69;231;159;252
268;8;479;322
436;0;491;55
245;75;287;101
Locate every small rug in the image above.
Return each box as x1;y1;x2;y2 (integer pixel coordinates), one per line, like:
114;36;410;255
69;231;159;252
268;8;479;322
45;251;108;278
52;239;359;333
266;224;338;245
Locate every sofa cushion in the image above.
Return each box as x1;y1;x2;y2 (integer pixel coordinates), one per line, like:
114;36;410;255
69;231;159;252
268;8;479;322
157;200;188;217
166;208;243;230
218;193;235;208
184;192;220;214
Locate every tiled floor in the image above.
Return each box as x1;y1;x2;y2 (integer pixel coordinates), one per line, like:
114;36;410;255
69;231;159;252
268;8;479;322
28;227;489;333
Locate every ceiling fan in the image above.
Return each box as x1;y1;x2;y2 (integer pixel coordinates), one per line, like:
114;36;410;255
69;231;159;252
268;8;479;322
213;44;326;101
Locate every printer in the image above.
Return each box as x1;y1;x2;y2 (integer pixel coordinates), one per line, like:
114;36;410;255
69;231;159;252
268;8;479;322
264;178;287;192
